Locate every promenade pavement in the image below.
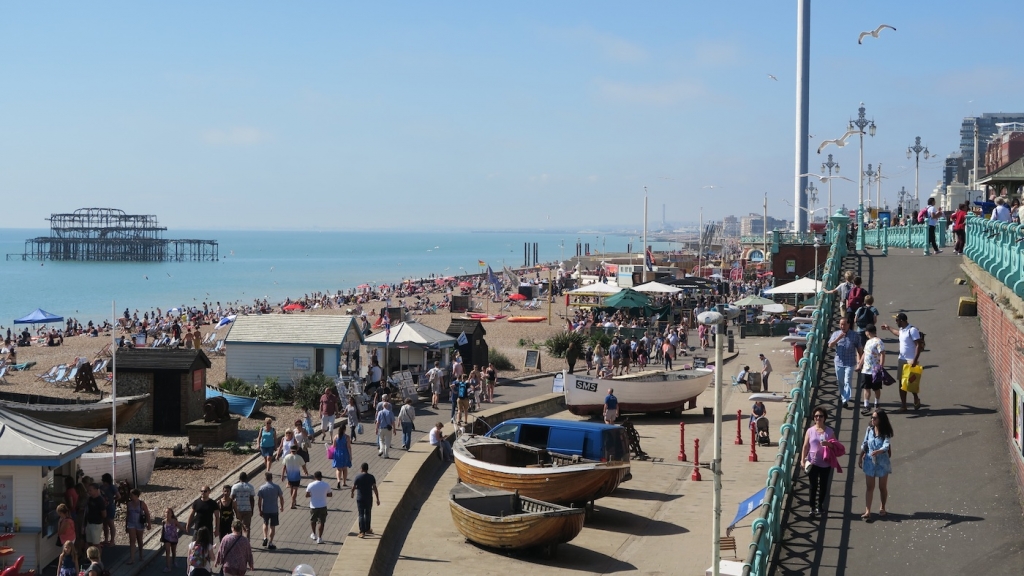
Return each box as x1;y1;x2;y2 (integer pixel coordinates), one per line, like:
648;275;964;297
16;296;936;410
772;248;1024;576
390;341;798;575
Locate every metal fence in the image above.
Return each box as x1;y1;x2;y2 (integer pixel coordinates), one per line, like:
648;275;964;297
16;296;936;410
862;218;955;254
964;214;1024;298
741;217;847;576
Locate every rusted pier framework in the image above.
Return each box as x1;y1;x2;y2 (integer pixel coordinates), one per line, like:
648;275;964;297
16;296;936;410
7;208;218;262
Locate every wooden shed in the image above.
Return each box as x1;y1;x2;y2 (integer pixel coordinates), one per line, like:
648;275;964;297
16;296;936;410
109;348;211;434
445;319;489;369
224;315;363;386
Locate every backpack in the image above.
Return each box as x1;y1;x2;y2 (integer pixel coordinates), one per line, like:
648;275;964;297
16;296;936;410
909;325;926;349
917;210;927;224
846;286;866;312
456;381;468;400
855;306;875;329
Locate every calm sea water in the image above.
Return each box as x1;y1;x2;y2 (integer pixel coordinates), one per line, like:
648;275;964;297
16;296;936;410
0;229;674;325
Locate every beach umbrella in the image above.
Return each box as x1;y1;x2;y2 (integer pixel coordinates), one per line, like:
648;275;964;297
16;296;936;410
282;303;304;311
458;281;473;288
763;303;796;314
357;284;371;290
603;288;651;309
434;278;447;285
217;315;237;328
733;295;776;307
508;293;527;301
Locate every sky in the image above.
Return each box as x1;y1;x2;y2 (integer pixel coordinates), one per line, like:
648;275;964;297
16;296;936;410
1;1;1021;231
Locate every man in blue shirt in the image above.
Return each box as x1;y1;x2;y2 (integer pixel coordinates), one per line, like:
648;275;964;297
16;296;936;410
828;317;862;409
604;388;618;424
375;401;396;459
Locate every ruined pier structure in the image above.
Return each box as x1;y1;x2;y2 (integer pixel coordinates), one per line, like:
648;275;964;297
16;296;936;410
8;208;218;262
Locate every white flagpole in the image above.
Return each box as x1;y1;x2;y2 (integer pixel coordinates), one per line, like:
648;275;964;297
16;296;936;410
111;301;117;482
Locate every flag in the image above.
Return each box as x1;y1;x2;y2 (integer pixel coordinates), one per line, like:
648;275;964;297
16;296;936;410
383;309;391;345
487;265;502;295
645;246;656;271
478;260;486;267
457;331;469;346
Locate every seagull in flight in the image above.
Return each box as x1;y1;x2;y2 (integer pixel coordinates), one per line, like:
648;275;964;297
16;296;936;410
798;173;855;184
701;185;721;190
817;129;863;154
858;24;896;44
767;74;778;81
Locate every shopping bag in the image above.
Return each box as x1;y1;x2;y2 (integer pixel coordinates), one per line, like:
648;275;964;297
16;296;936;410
327;444;336;460
878;367;896;387
900;363;922;394
357;423;364;435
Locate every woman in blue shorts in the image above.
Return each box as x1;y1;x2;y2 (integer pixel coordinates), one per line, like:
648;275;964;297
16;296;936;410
858;409;894;520
259;418;277;471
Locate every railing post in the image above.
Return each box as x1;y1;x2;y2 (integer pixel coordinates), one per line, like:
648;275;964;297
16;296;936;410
938;216;948;247
881;220;888;256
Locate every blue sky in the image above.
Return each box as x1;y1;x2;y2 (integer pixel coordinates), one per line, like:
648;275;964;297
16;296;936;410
1;1;1019;231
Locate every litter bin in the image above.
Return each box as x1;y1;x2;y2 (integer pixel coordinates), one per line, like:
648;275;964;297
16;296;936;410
793;343;806;363
727;330;735;353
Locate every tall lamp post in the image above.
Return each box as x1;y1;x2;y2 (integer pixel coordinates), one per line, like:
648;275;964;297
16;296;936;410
821;154;840;216
862;164;877;212
696;304;740;576
897;186;909;219
805;183;818;223
907;136;930;209
849;103;876;250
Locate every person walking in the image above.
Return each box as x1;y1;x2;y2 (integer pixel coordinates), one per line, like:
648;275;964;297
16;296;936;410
881;313;925;411
485;362;497;402
258;418;277;472
256;472;284;550
229;472;256;539
186;485;220;537
280;445;305;509
951;202;968;255
376;400;396;459
426;361;444;409
216;486;239;544
214;520;254;576
603;388;618;425
305;471;333;544
319;387;339;444
800;405;836;517
853;295;879;346
454;376;471;426
759;354;773;392
828;317;862;410
124;489;152;565
566;340;579;374
332;423;353;488
858;409;894;520
925;197;943;253
186;527;213;576
827;271;855;319
856;325;886;416
344;397;360;444
351;463;380;538
83;483;106;552
398;397;416;450
99;473;118;547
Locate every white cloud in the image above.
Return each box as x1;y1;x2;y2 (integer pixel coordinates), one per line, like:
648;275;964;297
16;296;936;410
595;78;707;106
202;127;269;146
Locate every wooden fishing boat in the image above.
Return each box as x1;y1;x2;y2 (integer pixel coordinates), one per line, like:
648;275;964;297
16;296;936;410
205;386;261;418
0;391;149;430
79;448;158;486
449;483;584;555
507;316;547;323
453;435;629;505
467;313;508;320
558;369;713;416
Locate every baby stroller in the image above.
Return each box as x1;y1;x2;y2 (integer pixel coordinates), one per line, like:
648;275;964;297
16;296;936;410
754;415;771;447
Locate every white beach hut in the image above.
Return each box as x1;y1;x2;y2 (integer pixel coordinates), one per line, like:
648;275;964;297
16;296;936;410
224;315;364;386
363;320;457;377
0;408;107;571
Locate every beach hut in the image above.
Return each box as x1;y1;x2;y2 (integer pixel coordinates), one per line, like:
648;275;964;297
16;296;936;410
224;315;364;387
109;348;212;434
445;319;489;370
0;407;106;571
364;320;458;378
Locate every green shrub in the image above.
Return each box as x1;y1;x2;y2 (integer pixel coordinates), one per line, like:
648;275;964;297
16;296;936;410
488;349;515;371
293;372;333;411
588;332;612;350
544;331;586;359
219;377;255;396
256;376;292;406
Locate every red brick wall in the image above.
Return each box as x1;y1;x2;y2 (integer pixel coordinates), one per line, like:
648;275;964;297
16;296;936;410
974;286;1024;502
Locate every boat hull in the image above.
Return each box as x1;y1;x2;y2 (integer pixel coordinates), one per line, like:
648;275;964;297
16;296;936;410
507;316;546;323
0;392;149;430
205;386;260;418
79;449;158;486
453;436;629;505
449;484;584;551
559;370;712;416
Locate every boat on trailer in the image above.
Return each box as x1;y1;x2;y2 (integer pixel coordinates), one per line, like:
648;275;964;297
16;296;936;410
558;368;713;416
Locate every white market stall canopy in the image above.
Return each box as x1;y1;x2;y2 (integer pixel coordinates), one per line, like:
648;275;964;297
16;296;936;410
364;320;457;348
0;408;107;467
763;277;822;295
566;283;624;295
632;281;682;294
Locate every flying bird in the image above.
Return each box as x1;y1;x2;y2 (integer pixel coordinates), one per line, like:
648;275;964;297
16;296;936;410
858;24;896;44
817;129;862;154
798;173;855;184
143;275;148;280
767;74;778;81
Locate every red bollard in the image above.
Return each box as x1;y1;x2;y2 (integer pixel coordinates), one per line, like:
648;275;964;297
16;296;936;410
691;439;702;481
749;428;759;462
735;410;744;445
677;422;687;461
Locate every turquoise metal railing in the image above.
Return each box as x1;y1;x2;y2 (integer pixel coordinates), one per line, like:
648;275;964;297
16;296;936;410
863;218;954;255
964;214;1024;298
741;213;847;576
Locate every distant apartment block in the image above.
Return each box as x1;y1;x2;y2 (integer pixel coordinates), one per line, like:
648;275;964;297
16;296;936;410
739;213;788;236
948;113;1024;185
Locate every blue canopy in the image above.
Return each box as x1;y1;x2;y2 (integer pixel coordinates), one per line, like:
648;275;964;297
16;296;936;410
14;308;63;325
728;487;767;534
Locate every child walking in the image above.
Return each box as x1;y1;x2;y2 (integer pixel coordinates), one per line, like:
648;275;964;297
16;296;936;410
160;507;186;572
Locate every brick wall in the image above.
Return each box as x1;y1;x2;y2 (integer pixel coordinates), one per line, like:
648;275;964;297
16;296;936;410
118;371;154;433
973;285;1024;506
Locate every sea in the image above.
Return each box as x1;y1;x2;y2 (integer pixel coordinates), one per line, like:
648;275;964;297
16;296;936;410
0;229;678;326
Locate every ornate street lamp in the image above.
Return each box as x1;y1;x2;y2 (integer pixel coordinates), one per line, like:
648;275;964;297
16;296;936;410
907;136;930;210
821;154;840;216
849;103;876;250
